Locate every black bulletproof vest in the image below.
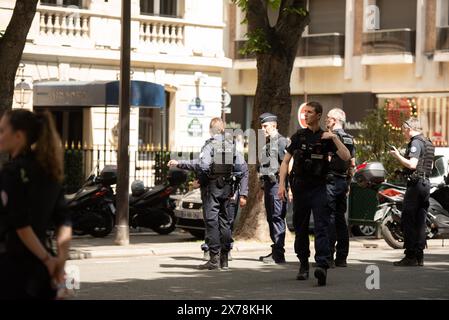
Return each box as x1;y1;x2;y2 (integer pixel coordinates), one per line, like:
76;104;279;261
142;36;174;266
292;129;329;180
329;130;353;174
209;135;235;178
405;135;435;176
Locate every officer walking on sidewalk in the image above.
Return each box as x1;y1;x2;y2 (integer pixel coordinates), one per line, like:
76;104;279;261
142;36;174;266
278;102;351;286
168;118;247;270
325;108;356;268
257;113;289;264
390;117;435;267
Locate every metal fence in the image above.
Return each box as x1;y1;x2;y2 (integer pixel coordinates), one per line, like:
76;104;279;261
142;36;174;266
63;143;200;194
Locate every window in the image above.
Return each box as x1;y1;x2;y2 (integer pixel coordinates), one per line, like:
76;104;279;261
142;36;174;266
41;0;84;8
376;0;417;30
140;0;178;17
308;0;346;34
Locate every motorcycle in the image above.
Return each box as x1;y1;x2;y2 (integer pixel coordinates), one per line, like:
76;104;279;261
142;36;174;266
357;157;449;249
65;165;116;238
129;168;187;235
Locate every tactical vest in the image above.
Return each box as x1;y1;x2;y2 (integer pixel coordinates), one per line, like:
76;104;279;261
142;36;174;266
209;134;235;178
406;135;435;176
292;130;329;180
260;134;286;176
329;130;354;175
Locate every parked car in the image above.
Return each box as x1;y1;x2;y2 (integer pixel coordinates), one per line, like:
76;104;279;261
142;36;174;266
172;188;244;240
172;189;206;239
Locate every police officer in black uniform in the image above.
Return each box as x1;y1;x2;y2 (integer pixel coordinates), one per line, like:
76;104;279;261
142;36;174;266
278;102;351;286
325;108;356;268
390;117;435;266
257;113;289;264
0;109;72;299
168;117;248;270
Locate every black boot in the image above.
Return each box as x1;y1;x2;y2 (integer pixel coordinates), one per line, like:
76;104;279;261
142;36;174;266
220;251;229;270
335;258;347;267
416;252;424;267
393;256;418;267
314;267;327;286
199;252;220;270
296;261;309;280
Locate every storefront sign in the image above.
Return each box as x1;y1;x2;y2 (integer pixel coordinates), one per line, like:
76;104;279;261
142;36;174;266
187;118;203;137
188;98;205;116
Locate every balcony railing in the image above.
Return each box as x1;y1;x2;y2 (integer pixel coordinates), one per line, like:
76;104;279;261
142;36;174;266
362;28;416;55
437;26;449;51
297;33;345;57
234;33;344;60
39;6;90;40
138;16;184;50
32;5;225;59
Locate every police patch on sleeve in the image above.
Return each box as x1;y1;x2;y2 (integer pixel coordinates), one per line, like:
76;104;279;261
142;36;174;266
343;137;353;145
410;146;417;153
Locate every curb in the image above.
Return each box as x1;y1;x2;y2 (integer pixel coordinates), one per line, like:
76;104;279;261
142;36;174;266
68;239;390;260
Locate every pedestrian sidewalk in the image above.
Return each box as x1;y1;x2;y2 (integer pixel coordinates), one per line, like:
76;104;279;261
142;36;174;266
68;230;448;260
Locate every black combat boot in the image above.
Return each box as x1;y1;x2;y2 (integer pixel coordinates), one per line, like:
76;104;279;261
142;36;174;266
416;252;424;267
335;258;347;267
393;256;418;266
314;267;327;286
199;252;220;270
220;251;229;270
296;261;310;280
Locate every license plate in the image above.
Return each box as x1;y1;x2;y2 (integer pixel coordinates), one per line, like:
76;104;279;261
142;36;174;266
175;210;203;220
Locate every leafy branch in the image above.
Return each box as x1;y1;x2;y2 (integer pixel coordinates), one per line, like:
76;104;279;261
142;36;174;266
239;28;271;56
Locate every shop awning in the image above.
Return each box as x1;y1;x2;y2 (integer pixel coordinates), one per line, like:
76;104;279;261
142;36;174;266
33;80;165;108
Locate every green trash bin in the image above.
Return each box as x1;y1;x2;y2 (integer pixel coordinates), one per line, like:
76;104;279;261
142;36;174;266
348;182;379;227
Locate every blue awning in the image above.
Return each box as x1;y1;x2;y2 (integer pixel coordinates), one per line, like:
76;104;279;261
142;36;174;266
33;80;165;108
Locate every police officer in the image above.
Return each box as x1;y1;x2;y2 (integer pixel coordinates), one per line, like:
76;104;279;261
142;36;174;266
257;113;289;264
325;108;356;268
0;109;72;299
390;117;434;266
168;117;248;270
278;102;351;286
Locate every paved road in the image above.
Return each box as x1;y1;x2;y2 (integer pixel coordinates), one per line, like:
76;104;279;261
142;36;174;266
67;240;449;300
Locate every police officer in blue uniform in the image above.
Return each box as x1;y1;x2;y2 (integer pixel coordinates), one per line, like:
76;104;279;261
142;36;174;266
168;117;248;270
257;113;289;264
278;102;351;286
390;117;435;266
325;108;356;268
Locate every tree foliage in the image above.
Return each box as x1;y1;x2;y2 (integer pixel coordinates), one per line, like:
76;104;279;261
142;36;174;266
356;107;407;181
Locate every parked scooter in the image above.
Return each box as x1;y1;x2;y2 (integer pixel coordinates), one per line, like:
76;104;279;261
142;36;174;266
355;157;449;249
129;168;187;235
65;165;117;238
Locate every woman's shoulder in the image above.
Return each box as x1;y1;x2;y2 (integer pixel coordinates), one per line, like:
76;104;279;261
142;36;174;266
1;154;39;181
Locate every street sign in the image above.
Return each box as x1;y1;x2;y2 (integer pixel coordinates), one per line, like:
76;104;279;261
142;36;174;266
222;90;231;107
297;102;308;128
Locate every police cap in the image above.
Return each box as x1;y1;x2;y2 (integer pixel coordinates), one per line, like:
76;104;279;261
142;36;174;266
260;113;277;124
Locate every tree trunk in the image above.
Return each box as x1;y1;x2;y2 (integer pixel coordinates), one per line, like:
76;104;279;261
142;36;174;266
0;0;39;115
235;53;297;241
234;0;309;241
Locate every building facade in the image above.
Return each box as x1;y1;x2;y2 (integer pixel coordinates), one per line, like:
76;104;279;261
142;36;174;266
1;0;231;153
225;0;449;148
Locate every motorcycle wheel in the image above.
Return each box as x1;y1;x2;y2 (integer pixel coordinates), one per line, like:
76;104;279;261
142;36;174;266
381;216;404;249
89;209;114;238
151;210;177;235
